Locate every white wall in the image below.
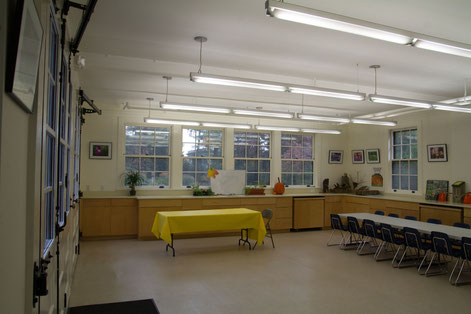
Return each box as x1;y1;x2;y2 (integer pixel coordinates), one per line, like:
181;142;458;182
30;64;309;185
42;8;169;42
343;110;471;195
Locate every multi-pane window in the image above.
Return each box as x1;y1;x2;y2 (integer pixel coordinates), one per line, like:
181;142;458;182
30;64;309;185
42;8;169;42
391;128;418;191
73;89;80;201
234;131;270;186
281;133;314;186
125;126;170;186
43;12;59;252
57;58;68;224
182;128;223;186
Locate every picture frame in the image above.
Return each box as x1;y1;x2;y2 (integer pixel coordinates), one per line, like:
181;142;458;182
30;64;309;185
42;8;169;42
89;142;112;159
5;0;43;113
366;149;380;164
427;144;447;162
328;150;343;164
352;150;364;164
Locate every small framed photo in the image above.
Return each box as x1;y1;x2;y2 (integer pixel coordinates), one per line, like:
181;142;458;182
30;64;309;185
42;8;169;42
427;144;447;162
366;149;380;164
89;142;112;159
352;150;364;164
329;150;343;164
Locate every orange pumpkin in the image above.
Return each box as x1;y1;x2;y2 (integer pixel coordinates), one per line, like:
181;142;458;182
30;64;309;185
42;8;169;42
274;177;285;195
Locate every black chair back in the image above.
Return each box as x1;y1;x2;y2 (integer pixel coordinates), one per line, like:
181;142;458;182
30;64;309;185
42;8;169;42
347;216;362;234
427;218;442;225
330;214;344;230
453;222;470;229
405;216;417;221
403;227;421;249
388;213;399;218
380;224;394;243
374;211;385;216
363;219;378;238
463;237;471;261
431;231;452;255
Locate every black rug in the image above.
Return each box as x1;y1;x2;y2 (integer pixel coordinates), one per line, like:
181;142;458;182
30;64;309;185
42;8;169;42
68;299;159;314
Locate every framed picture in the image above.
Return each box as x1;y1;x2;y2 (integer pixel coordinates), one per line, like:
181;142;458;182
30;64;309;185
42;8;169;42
329;150;343;164
427;144;447;162
89;142;112;159
366;149;380;164
6;0;43;113
352;150;364;164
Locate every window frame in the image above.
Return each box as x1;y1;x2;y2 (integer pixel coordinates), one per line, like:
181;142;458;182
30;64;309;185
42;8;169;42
280;132;314;187
124;124;172;187
390;127;419;194
234;130;272;187
182;127;224;187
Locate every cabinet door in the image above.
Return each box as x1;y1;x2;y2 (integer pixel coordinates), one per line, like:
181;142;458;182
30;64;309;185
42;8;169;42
420;205;462;226
293;198;324;229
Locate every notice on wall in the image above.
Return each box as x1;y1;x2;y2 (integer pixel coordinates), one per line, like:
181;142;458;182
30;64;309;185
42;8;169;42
371;167;383;187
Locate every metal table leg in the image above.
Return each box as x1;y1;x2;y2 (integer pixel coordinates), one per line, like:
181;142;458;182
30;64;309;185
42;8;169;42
165;234;175;257
238;228;252;250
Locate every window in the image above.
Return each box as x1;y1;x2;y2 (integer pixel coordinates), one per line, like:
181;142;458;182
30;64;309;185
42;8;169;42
42;12;59;253
281;133;314;186
391;128;418;192
234;131;270;186
182;128;223;186
125;126;170;186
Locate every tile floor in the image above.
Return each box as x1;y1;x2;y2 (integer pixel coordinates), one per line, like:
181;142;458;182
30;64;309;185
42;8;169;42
70;230;471;314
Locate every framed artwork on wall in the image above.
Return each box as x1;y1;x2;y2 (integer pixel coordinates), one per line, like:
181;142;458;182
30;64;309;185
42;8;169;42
89;142;112;159
366;149;380;164
352;150;364;164
329;150;343;164
427;144;447;162
5;0;43;113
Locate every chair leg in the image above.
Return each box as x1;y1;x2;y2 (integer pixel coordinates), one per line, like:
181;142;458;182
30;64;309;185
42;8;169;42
268;225;275;248
449;257;460;284
453;259;467;286
418;250;429;274
397;246;408;268
326;229;336;246
392;245;403;268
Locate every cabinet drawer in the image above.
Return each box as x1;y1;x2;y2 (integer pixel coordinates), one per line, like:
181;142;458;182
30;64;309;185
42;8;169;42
111;198;137;207
202;198;241;206
344;196;369;205
385;201;418;211
139;199;182;208
325;196;342;203
275;207;292;219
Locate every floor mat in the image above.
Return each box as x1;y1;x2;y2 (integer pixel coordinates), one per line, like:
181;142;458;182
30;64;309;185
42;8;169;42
68;299;159;314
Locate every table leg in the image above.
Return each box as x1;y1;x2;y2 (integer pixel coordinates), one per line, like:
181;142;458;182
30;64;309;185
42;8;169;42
165;234;176;257
238;229;252;250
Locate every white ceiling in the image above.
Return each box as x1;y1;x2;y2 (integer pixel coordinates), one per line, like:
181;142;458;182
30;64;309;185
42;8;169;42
72;0;471;117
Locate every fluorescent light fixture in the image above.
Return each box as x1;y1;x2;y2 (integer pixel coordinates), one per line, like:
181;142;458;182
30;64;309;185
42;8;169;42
298;114;350;123
265;0;412;45
255;125;300;132
202;122;251;129
144;118;200;126
190;72;287;92
413;38;471;59
432;104;471;113
161;103;230;113
369;94;432;109
289;85;365;101
351;118;397;126
439;95;471;106
233;109;293;119
301;129;341;134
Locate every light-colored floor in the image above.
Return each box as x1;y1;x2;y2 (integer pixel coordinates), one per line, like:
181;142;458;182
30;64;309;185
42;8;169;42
70;230;471;314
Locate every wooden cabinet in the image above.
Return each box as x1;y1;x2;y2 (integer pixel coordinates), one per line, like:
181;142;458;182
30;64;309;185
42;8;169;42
324;196;343;227
293;198;324;229
385;200;419;218
81;198;137;238
342;196;369;214
464;208;471;226
419;205;462;226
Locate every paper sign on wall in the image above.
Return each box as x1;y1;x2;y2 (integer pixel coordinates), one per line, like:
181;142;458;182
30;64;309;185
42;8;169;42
371;167;383;187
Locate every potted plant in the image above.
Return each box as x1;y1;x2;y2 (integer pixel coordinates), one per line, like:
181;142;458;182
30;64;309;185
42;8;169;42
124;171;144;196
244;183;266;195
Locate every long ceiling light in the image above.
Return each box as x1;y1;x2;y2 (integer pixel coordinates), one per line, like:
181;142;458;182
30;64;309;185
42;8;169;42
432;104;471;113
302;129;341;134
233;109;293;118
265;0;412;44
161;103;231;113
255;125;300;132
298;114;350;123
266;1;471;59
202;122;251;129
289;85;365;101
190;72;287;92
440;96;471;106
369;94;432;109
351;118;397;126
144;118;200;126
413;39;471;59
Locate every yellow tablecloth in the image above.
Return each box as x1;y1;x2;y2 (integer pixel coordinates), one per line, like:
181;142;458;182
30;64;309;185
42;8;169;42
151;208;267;245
